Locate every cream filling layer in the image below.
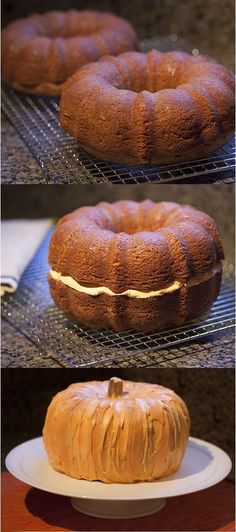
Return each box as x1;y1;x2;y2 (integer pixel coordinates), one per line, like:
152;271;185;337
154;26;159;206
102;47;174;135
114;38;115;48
49;262;222;300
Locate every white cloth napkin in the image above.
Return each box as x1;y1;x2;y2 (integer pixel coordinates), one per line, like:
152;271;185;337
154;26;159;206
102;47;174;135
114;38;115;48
1;219;53;296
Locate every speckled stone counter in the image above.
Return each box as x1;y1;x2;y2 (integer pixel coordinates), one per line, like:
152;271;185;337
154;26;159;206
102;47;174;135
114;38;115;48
1;319;235;368
2;115;42;183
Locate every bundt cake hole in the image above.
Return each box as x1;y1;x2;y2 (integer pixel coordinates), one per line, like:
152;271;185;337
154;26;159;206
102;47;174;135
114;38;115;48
35;24;102;39
29;11;111;39
100;212;171;235
110;54;184;93
114;72;182;94
46;25;103;39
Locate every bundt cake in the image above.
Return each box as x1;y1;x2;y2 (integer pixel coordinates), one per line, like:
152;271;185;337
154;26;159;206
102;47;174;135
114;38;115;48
60;49;235;164
2;10;138;96
48;199;224;332
43;377;190;483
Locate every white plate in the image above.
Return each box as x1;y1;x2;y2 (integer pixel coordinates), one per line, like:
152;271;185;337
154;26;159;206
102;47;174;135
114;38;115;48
5;436;231;519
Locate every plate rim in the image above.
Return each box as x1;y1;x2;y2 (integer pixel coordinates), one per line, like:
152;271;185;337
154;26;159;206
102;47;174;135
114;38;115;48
5;436;232;501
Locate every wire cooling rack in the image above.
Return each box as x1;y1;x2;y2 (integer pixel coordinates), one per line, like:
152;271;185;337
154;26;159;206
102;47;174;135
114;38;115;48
2;36;235;185
1;229;235;368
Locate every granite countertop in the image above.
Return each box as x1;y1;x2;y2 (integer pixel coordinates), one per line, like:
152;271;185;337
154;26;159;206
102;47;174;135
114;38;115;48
1;319;235;368
2;114;43;183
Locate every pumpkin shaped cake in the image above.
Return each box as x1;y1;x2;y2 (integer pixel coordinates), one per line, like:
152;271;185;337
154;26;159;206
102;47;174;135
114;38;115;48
43;377;190;483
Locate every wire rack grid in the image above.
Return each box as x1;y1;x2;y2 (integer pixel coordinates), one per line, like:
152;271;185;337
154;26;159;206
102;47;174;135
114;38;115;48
1;229;235;368
2;36;235;185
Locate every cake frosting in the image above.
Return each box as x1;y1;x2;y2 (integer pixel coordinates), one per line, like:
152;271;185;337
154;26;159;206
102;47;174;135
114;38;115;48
49;262;222;299
43;378;190;483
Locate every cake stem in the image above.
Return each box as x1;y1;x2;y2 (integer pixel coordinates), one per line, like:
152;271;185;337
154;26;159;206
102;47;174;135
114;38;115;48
108;377;123;398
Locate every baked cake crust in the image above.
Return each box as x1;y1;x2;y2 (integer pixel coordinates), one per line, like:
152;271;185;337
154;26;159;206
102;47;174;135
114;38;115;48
2;10;138;96
48;200;224;331
60;49;235;164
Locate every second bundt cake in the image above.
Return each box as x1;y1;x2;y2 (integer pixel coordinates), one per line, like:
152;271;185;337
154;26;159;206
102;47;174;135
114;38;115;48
2;10;138;96
48;200;224;332
60;49;235;164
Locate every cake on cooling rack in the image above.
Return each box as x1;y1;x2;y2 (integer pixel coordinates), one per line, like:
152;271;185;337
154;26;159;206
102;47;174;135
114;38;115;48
48;199;224;332
2;10;138;96
60;49;235;164
43;377;190;483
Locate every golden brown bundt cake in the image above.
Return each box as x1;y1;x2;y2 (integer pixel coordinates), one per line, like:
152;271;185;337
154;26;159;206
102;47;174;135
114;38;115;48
43;378;190;483
2;10;138;96
60;49;235;164
48;200;224;332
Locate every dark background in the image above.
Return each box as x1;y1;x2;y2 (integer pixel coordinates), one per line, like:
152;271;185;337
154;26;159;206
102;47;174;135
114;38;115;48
1;0;234;69
2;368;235;480
2;184;235;265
